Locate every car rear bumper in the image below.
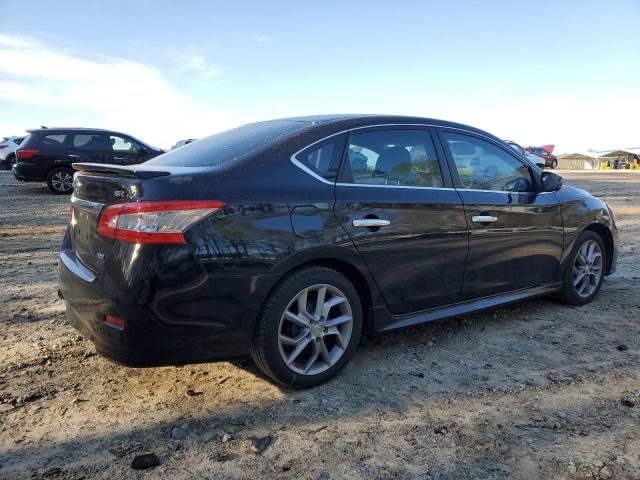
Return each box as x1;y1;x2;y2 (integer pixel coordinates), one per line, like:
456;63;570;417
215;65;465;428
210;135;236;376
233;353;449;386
58;229;276;367
13;163;44;182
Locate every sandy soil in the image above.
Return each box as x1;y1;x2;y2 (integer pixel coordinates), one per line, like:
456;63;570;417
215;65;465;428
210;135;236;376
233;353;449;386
0;170;638;480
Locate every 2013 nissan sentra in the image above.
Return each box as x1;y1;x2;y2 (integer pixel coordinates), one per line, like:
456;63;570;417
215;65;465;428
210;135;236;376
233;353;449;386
58;115;618;388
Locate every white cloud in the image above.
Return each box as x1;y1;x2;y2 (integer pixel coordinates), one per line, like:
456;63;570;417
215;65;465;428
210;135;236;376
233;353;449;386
0;35;238;148
175;54;224;79
0;34;40;49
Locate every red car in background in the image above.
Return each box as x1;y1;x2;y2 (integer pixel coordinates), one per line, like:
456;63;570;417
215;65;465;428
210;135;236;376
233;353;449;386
526;145;557;169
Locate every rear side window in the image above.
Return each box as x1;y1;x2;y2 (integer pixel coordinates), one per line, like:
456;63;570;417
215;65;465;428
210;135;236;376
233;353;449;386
74;134;100;149
41;134;67;147
72;134;115;151
146;120;307;168
341;129;444;187
295;134;346;181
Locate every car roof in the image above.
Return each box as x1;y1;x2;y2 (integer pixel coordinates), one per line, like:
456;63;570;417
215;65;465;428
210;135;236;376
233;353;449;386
26;128;158;150
27;127;129;135
270;114;500;140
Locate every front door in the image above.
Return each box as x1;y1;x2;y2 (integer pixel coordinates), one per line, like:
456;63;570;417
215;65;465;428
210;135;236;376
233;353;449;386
109;135;146;165
439;130;563;300
334;127;468;315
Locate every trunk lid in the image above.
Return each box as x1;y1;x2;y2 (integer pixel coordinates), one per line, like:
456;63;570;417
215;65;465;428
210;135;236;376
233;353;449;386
69;163;171;272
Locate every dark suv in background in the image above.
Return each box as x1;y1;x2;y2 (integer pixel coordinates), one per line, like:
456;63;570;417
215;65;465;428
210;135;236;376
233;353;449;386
13;128;163;193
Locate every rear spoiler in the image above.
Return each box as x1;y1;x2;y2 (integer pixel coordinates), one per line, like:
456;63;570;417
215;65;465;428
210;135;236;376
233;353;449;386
72;163;171;179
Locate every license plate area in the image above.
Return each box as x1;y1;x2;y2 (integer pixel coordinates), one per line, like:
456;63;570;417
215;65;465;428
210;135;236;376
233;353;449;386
72;207;94;248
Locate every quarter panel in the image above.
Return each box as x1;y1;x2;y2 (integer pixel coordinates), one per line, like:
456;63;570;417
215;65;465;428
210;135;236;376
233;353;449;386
553;185;618;268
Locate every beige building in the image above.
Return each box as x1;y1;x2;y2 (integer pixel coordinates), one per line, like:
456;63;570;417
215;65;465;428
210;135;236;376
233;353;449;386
597;149;640;168
558;148;640;169
557;152;599;169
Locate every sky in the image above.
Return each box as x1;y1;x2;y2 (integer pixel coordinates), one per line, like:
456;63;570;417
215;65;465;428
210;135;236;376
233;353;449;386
0;0;638;153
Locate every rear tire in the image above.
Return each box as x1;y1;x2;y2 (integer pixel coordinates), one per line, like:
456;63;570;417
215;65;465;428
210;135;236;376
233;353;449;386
46;167;74;194
250;266;363;388
5;154;15;170
554;231;606;306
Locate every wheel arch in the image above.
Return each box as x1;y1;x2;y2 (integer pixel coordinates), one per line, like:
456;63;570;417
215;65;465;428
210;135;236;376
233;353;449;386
582;222;614;275
45;164;74;178
256;252;379;337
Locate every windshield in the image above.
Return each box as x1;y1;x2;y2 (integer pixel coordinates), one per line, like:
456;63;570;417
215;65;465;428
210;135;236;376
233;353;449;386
146;120;306;167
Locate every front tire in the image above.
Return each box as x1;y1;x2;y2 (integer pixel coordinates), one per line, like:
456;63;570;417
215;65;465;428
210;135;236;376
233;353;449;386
551;159;558;169
250;266;363;388
555;231;606;306
46;167;74;194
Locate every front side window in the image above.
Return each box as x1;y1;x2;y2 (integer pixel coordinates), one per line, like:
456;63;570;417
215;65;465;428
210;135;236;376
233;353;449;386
442;132;533;192
110;135;142;152
342;129;444;187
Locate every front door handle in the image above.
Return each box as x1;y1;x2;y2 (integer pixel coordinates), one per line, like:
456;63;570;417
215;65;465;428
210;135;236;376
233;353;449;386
353;218;391;227
471;215;498;223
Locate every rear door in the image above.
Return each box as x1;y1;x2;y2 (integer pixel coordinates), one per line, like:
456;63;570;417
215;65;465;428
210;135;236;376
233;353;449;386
439;129;563;300
71;133;114;164
334;127;468;315
37;133;72;165
108;134;147;165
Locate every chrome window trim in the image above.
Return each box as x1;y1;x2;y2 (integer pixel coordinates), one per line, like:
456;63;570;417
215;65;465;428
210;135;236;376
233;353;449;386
290;123;550;194
334;182;456;191
458;188;555;195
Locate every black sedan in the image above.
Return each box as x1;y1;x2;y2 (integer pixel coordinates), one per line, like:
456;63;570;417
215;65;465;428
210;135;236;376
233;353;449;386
58;115;618;388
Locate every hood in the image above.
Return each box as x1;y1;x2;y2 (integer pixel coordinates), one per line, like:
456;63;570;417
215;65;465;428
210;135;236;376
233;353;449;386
563;185;591;197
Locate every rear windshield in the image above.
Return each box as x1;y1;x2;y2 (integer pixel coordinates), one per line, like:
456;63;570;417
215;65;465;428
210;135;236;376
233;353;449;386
146;120;306;168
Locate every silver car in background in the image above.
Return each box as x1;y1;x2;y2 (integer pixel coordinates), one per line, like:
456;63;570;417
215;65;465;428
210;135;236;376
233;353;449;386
0;136;25;170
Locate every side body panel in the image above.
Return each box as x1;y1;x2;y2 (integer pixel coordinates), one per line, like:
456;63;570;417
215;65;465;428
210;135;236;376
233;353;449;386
436;127;564;299
334;186;469;314
455;190;563;299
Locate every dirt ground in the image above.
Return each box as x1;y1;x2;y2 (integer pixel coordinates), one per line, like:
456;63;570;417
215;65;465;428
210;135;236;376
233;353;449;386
0;170;638;480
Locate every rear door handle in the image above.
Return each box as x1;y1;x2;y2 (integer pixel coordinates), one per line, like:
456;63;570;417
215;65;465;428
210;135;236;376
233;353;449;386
353;219;391;227
471;215;498;223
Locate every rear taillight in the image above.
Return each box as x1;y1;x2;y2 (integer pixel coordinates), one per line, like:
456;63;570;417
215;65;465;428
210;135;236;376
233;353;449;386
104;314;126;330
17;149;38;160
97;200;225;245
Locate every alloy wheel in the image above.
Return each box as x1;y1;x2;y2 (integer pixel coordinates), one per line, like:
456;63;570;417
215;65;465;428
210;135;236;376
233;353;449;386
278;284;353;375
52;171;73;193
572;240;603;297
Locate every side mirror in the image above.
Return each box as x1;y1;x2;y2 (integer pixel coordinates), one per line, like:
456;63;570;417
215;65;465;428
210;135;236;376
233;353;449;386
535;161;545;170
137;146;147;155
541;171;564;192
